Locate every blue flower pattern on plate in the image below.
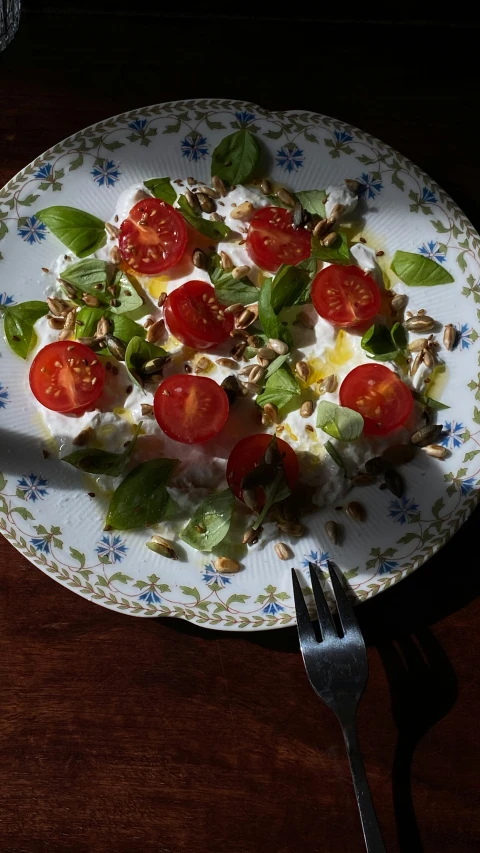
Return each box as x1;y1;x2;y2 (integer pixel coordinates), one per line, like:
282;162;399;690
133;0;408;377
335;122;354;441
302;550;329;570
0;292;15;307
459;477;476;496
418;240;446;263
95;533;128;563
378;558;399;575
235;110;256;127
0;384;9;409
276;144;304;172
181;132;209;162
34;164;53;180
357;172;384;199
334;130;353;144
138;587;162;605
91;159;121;188
202;563;232;589
440;421;464;449
388;496;420;525
455;323;474;351
17;474;49;502
17;216;47;245
128;118;147;132
421;187;437;205
30;535;51;554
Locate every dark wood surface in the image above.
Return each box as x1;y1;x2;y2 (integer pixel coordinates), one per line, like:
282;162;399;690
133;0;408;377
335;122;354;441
1;10;479;853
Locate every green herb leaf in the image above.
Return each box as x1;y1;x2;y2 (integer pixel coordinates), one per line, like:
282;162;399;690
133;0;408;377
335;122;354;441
76;307;146;347
412;390;450;411
256;365;301;410
316;400;364;441
62;422;141;476
390;250;454;286
258;277;292;345
177;195;231;241
295;189;326;217
265;353;289;378
106;458;178;530
125;336;169;390
271;264;312;311
211;129;261;185
181;488;234;551
35;205;106;258
61;259;143;314
252;437;291;529
390;321;408;352
325;440;346;472
361;324;399;361
1;301;49;359
207;254;259;305
311;231;350;264
144;177;177;206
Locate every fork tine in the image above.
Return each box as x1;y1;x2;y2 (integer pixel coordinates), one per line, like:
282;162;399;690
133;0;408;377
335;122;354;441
309;563;337;640
327;561;362;639
291;568;316;645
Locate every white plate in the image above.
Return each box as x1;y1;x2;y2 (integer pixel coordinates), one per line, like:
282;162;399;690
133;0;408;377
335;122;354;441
0;99;478;630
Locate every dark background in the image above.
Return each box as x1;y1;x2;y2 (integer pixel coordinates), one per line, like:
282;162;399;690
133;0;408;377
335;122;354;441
1;6;479;853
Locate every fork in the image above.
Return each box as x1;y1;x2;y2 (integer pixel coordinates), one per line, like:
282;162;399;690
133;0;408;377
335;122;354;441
292;561;387;853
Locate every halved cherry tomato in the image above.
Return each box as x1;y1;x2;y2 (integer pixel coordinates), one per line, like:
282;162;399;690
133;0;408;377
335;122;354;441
119;197;188;274
311;264;381;328
246;207;311;272
226;434;299;505
154;374;229;444
339;363;413;436
164;280;234;349
29;341;105;414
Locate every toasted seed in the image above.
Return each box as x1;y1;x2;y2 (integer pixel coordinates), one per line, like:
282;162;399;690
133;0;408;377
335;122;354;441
276;187;296;207
47;296;69;316
63;309;76;330
216;358;238;369
313;218;330;238
257;356;269;368
58;279;77;298
193;356;212;374
276;520;305;537
344;178;360;194
212;175;228;196
423;444;447;459
256;346;277;361
318;374;337;394
322;231;338;248
324;520;339;545
295;361;309;382
218;251;233;271
106;335;126;361
391;293;408;314
78;335;103;348
146;319;165;344
211;212;226;222
72;426;95;447
405;315;436;332
346;501;366;522
105;221;120;238
214;556;240;573
140;403;154;416
96;316;110;338
294;310;315;329
328;203;346;223
232;264;251;280
293;201;304;229
186;187;201;211
410;351;424;377
197;192;216;213
222;304;243;319
384;469;404;498
48;316;65;330
143;357;169;375
408;337;428;352
352;473;376;486
263;402;279;424
197;185;220;199
274;542;291;561
248;364;266;385
236;308;256;329
156;292;167;309
192;248;207;269
443;323;457;351
382;443;416;466
243;526;262;546
411;423;444;447
259;178;272;195
230;341;247;360
82;294;100;307
268;337;289;355
221;374;242;404
422;347;435;368
230;201;254;221
109;245;121;264
364;457;385;475
186;176;197;186
146;538;178;559
245;382;261;395
247;334;263;348
300;400;314;418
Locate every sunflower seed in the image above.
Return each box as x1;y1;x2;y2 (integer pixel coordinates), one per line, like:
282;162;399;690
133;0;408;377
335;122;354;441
294;310;315;329
260;178;272;195
197;186;220;199
365;457;385;475
110;246;122;264
384;469;404;498
256;357;268;368
268;338;289;355
186;187;201;211
105;221;120;238
216;358;238;369
230;341;247;360
195;356;212;374
197;192;216;213
276;187;296;207
236;309;256;329
422;347;435;368
47;296;69;316
248;364;266;385
143;357;169;375
82;294;100;307
324;520;339;545
344;179;360;194
146;319;165;344
187;176;197;186
318;374;337;394
220;250;233;271
105;335;126;361
346;501;366;522
192;248;207;269
423;444;447;459
63;309;76;330
246;382;261;395
232;265;251;280
212;175;228;196
214;556;240;573
328;203;346;223
146;538;178;560
443;323;457;351
263;402;279;424
313;218;330;238
48;316;65;330
274;542;291;561
96;316;110;338
410;423;444;447
247;334;263;348
410;351;424;376
221;374;241;404
78;335;104;348
243;526;262;546
300;400;314;418
58;279;77;298
230;201;254;221
72;426;95;446
276;520;305;537
257;347;277;361
321;231;338;248
408;337;428;352
140;403;154;416
391;293;408;314
211;212;226;222
405;315;436;332
382;443;416;466
293;201;304;229
295;361;309;382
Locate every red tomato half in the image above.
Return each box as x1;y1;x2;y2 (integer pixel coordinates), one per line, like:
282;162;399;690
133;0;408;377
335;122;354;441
339;363;413;436
29;341;105;414
311;264;381;328
246;207;311;272
119;197;188;274
164;280;234;349
226;434;299;505
154;374;229;444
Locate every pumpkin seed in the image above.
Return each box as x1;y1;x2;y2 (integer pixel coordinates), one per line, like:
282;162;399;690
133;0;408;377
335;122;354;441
346;501;366;522
214;556;241;573
405;315;435;332
274;542;291;561
443;323;457;351
268;338;289;355
324;520;339;545
106;335;126;361
295;361;309;382
276;187;296;207
365;456;385;475
422;444;447;459
300;400;314;418
146;538;178;560
263;402;279;424
384;469;404;497
192;248;207;269
410;423;444;447
318;373;337;394
382;443;416;466
146;319;165;344
212;175;228;196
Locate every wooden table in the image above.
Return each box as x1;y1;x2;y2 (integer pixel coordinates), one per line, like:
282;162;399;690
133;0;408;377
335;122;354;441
1;9;479;852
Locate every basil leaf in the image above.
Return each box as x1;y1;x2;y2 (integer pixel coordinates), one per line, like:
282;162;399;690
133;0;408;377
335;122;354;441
294;257;318;303
311;231;350;264
316;401;364;441
271;264;312;311
125;336;168;390
211;129;261;186
207;254;259;306
35;205;106;258
106;458;178;530
361;324;399;361
177;195;231;241
61;259;143;314
391;321;408;352
256;365;301;411
325;440;346;473
76;307;146;346
391;250;454;286
258;278;292;346
252;437;291;530
412;390;450;411
1;301;48;359
295;189;326;217
181;488;234;551
144;177;177;206
265;353;289;378
62;422;141;476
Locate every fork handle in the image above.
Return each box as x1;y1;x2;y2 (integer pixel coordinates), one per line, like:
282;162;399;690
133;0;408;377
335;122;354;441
339;715;387;853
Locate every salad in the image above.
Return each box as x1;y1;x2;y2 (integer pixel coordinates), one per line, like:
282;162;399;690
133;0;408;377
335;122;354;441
1;128;456;570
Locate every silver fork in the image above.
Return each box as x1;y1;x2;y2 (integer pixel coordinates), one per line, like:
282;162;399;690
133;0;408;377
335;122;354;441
292;561;387;853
